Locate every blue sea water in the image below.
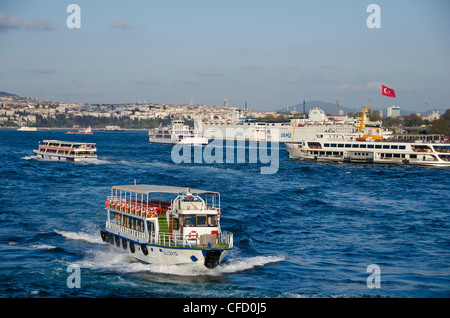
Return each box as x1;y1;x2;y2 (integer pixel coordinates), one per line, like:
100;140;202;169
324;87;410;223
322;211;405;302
0;128;449;298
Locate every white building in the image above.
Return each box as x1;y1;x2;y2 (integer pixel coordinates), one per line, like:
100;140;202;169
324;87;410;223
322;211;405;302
387;105;400;118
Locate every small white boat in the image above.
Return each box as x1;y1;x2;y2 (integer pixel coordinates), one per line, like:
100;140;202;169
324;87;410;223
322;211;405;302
33;140;97;161
66;126;93;135
17;127;38;131
100;185;233;269
149;119;208;145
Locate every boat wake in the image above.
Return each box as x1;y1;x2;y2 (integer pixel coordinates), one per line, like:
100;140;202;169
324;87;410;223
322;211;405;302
56;229;284;276
56;230;104;244
77;247;284;277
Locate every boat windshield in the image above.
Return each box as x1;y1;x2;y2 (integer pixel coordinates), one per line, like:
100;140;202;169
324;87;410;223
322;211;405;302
182;214;217;227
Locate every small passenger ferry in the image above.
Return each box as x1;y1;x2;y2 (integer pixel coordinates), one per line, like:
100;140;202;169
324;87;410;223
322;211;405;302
149;119;208;145
286;133;450;166
100;185;233;269
33;140;97;161
66;126;93;135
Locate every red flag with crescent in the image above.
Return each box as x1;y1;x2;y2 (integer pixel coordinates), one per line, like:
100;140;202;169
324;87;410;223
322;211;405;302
381;85;396;97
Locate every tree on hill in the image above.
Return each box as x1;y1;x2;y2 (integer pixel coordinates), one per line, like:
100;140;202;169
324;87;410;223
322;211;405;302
428;109;450;136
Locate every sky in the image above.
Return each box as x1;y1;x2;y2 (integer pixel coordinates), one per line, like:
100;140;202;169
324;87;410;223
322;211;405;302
0;0;449;112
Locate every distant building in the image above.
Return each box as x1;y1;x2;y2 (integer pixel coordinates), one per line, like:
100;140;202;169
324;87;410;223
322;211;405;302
387;105;400;118
224;98;230;108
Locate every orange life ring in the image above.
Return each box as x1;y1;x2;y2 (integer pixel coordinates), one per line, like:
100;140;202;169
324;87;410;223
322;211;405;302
216;209;221;216
188;231;198;240
131;206;135;214
105;200;110;208
136;206;140;214
125;204;129;213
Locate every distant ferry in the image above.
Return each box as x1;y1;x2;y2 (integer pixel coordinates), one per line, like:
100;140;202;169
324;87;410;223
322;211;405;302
33;140;97;161
17;127;38;131
286;133;450;166
66;127;93;135
149;119;208;145
101;185;233;269
197;108;356;142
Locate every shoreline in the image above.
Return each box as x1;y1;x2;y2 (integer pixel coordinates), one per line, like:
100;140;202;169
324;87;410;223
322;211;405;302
1;127;149;131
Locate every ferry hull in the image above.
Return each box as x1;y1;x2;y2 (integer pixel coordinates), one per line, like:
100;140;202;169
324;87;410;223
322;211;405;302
101;230;230;269
33;151;97;161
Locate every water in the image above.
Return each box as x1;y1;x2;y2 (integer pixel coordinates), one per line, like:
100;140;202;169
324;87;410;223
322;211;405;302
0;129;449;298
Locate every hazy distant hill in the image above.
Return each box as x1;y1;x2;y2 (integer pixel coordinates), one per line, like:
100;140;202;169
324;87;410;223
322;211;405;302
0;91;19;97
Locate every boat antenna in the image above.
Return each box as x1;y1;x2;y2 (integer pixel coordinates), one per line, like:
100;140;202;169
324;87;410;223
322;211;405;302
303;99;306;118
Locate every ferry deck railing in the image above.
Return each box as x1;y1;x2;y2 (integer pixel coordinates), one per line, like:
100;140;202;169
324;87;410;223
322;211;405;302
148;231;233;249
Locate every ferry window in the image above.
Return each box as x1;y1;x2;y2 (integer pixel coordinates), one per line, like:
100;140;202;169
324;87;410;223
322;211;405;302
324;143;329;147
383;145;390;149
391;145;398;149
352;144;359;148
368;145;374;148
360;144;367;148
375;145;382;149
184;215;195;227
146;221;154;235
197;215;207;227
399;146;406;150
345;144;351;148
410;154;417;159
331;144;337;147
208;215;217;227
338;144;344;147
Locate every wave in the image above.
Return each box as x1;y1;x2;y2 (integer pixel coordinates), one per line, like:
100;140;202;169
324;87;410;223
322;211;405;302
56;230;104;244
75;248;284;277
29;244;58;250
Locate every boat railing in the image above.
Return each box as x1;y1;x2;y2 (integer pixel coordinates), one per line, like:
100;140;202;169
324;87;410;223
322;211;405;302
108;223;147;241
106;196;171;217
148;231;233;249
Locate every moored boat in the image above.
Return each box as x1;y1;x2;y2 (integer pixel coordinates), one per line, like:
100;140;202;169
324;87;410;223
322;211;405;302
149;119;208;145
100;185;233;269
286;133;450;166
33;140;97;161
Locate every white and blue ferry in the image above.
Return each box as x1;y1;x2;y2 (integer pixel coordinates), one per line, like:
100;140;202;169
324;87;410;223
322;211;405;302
100;185;233;269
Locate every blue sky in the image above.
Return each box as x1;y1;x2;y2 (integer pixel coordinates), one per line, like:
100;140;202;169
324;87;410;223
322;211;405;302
0;0;449;112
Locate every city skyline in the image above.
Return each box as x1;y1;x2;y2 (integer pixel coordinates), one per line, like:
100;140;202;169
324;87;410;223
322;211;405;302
1;0;449;112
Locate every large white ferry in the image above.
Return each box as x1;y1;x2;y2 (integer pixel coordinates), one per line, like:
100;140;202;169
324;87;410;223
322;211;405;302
197;108;356;142
149;119;208;145
33;140;97;161
100;185;234;269
286;133;450;166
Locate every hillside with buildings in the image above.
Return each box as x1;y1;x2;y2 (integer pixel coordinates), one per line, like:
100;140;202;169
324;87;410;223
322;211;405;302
0;92;274;129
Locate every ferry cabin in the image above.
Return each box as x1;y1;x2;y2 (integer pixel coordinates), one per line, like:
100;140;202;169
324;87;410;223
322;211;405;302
286;133;450;166
102;185;233;268
33;140;97;161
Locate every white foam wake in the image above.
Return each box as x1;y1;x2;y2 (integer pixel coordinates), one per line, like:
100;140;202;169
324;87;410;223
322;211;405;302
76;249;285;276
56;230;104;244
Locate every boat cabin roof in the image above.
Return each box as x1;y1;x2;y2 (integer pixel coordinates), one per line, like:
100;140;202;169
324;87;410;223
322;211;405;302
112;184;218;195
42;140;96;145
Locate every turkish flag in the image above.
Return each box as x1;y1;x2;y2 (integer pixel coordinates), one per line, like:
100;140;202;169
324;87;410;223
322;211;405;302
381;85;396;97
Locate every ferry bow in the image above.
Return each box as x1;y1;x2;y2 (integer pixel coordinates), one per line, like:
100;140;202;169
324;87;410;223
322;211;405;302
100;185;233;269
